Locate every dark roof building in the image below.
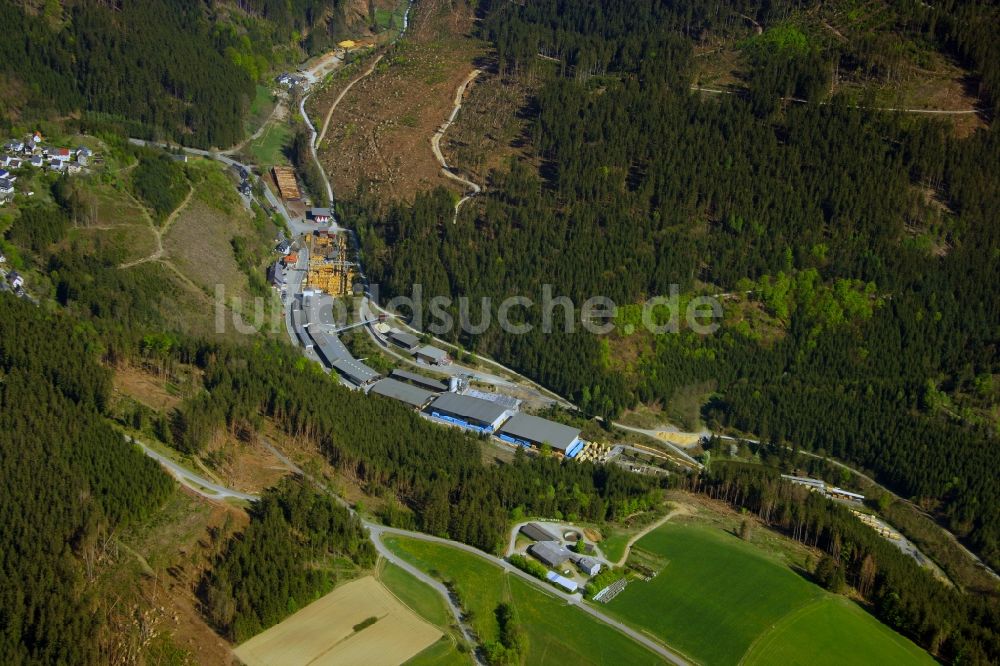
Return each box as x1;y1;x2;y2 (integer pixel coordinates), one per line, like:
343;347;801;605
427;392;512;433
520;523;560;542
415;344;450;365
308;327;351;366
309;207;333;223
331;357;380;386
388;330;420;350
497;413;584;458
529;541;571;568
369;378;435;409
571;555;602;576
391;369;449;392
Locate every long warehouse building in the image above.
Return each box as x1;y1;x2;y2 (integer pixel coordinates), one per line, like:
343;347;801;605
497;413;584;458
368;378;435;409
427;393;512;433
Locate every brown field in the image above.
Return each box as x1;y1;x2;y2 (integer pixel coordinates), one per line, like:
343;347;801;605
314;0;486;207
163;198;251;301
234;576;441;666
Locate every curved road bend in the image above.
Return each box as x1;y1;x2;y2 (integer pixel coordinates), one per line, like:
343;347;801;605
137;435;686;664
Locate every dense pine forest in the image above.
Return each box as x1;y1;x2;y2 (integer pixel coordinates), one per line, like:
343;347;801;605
169;339;662;551
355;0;1000;573
199;480;375;642
0;296;174;663
0;0;357;147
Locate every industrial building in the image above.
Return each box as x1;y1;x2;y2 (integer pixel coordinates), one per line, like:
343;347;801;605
388;330;420;350
529;541;572;568
309;207;333;223
368;378;435;409
415;344;450;365
391;369;449;392
427;393;512;433
520;523;560;542
331;357;380;387
496;413;584;458
307;327;351;366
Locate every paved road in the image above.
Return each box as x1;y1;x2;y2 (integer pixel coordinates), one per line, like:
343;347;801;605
369;525;687;665
130;436;259;502
137;434;683;663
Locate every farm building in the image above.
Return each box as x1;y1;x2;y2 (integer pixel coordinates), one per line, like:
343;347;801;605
388;330;420;350
331;358;380;387
309;207;333;223
391;369;449;392
529;541;572;568
545;571;579;593
496;413;584;458
427;392;512;433
520;523;560;542
368;378;435;409
572;555;602;576
272;166;301;200
415;344;450;365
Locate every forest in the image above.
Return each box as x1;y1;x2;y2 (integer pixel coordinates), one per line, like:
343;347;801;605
354;0;1000;572
199;479;374;642
0;0;357;147
0;295;174;663
166;338;662;552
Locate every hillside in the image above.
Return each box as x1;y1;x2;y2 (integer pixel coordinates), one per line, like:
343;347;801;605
354;0;1000;644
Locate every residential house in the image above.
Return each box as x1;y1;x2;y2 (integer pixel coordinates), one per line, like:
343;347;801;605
5;140;24;153
8;271;24;289
29;156;43;168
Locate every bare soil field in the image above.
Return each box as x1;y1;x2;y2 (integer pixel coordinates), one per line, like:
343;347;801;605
234;576;441;666
314;0;486;206
163;198;250;301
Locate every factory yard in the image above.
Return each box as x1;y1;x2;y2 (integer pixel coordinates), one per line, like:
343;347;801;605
233;576;441;666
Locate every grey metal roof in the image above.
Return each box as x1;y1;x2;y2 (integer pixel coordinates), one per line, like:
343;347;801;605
429;392;510;426
391;369;449;392
388;330;420;348
415;344;449;361
529;541;571;567
308;327;351;365
310;207;333;217
497;413;581;452
331;357;380;385
572;555;602;573
368;378;435;408
521;523;560;542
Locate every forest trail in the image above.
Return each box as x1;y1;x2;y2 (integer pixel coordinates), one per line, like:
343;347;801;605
316;54;386;148
118;183;194;270
430;68;483;222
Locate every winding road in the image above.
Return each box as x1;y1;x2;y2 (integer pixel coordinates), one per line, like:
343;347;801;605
137;433;686;664
430;68;483;221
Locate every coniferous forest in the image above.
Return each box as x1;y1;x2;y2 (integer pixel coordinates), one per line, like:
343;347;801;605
355;0;1000;574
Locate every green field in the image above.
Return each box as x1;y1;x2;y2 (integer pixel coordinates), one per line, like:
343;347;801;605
378;563;470;666
385;537;662;665
246;121;291;167
604;523;935;665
